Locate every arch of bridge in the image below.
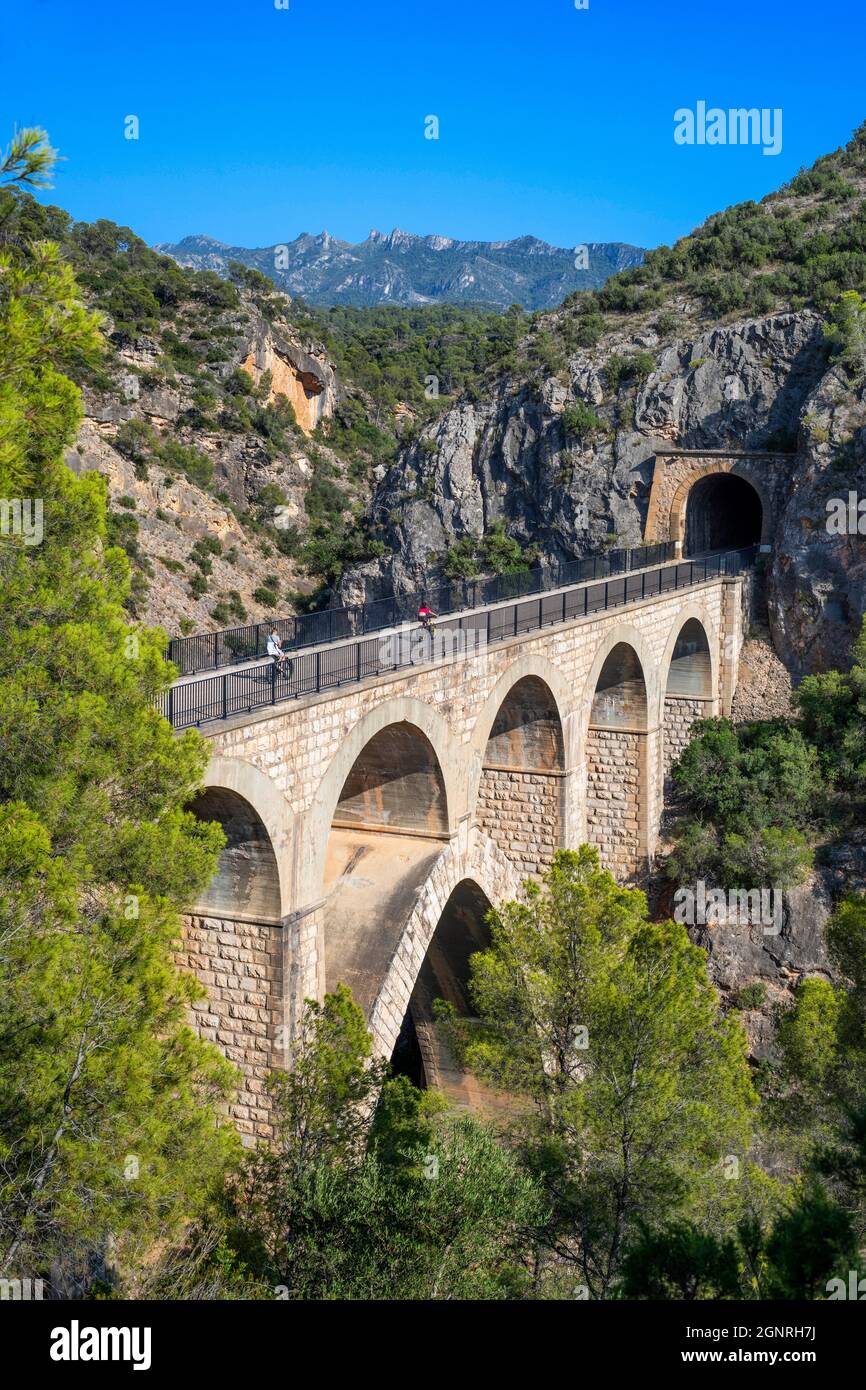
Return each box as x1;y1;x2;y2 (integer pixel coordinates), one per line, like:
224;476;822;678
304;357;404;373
301;694;466;911
466;650;576;828
656;603;721;723
198;753;294;917
577;621;658;742
367;825;522;1059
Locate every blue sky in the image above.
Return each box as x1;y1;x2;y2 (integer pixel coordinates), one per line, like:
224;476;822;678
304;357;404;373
4;0;864;252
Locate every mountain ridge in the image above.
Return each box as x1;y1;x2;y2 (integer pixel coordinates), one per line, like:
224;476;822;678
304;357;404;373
154;228;646;309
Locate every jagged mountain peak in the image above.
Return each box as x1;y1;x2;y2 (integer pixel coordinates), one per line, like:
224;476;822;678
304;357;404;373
156;226;646;309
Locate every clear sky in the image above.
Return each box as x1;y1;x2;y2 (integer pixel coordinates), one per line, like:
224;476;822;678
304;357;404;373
4;0;864;252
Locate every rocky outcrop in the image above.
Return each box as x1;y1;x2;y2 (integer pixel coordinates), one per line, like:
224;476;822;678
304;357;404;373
688;873;834;1059
341;310;834;621
71;296;347;634
769;363;866;677
730;633;795;722
240;323;337;434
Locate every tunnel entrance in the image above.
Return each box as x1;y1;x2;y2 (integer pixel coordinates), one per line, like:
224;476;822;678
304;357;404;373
684;473;762;556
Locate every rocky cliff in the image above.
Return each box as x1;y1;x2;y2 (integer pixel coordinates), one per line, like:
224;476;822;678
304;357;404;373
339;305;866;681
68;291;350;635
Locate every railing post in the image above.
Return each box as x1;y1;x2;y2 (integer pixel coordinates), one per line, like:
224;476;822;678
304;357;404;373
316;649;321;693
641;571;646;600
690;561;694;586
604;580;609;609
356;641;361;683
223;675;228;721
168;685;174;727
562;590;566;623
584;586;588;617
513;604;518;637
538;596;542;629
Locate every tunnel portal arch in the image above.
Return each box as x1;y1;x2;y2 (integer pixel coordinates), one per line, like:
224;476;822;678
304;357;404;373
682;471;763;555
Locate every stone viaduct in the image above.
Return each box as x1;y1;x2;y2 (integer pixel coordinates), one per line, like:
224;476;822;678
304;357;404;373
175;554;750;1141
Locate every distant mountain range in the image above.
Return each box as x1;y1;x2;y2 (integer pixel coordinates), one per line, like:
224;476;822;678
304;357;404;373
154;228;646;310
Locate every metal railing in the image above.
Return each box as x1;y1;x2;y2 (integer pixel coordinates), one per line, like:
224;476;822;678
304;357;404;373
164;541;677;676
160;546;756;731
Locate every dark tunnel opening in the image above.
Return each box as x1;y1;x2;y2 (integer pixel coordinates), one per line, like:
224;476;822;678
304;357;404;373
684;473;763;556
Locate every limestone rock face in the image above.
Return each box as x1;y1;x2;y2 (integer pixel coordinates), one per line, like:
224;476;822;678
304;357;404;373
769;364;866;677
337;309;845;662
686;875;834;1060
71;294;345;634
633;311;826;450
240;323;337;434
730;634;795;722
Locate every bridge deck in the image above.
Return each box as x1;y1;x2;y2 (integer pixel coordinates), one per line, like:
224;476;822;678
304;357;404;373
162;546;755;731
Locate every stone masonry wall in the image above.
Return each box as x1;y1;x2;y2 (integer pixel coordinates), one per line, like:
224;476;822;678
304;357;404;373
663;695;709;783
476;766;562;876
178;914;283;1144
199;577;741;1069
585;728;642;882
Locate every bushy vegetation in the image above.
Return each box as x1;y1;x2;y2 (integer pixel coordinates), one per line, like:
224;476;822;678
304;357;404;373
441;520;535;580
0;130;238;1290
665;718;821;889
557;121;866;330
668;614;866;892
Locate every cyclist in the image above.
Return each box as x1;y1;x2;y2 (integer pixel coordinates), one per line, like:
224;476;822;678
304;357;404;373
417;601;437;633
266;627;290;677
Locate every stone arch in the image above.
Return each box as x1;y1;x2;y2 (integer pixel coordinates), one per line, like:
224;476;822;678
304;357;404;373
302;696;464;910
470;654;575;768
368;827;521;1061
313;701;465;1020
578;624;657;739
332;722;449;837
664;615;715;700
390;876;494;1096
659;609;720;787
188;787;282;923
669;465;770;556
190;754;292;918
183;756;290;1144
578;626;654;883
472;671;566;876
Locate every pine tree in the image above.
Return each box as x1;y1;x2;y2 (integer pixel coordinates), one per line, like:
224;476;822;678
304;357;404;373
0;129;239;1294
456;846;757;1298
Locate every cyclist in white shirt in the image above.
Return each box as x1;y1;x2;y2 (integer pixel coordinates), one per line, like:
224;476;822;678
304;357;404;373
266;628;288;676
